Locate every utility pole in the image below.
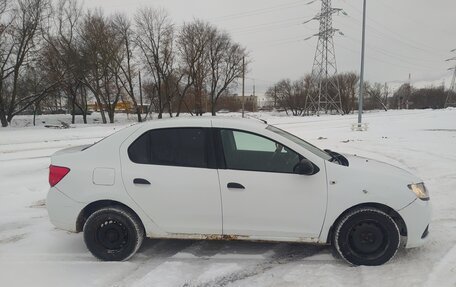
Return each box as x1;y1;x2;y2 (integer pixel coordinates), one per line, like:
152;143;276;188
446;67;456;107
406;73;411;109
139;71;143;115
383;82;389;108
274;86;277;109
252;80;256;112
304;0;345;116
444;50;456;108
450;68;456;93
242;56;245;118
357;0;366;128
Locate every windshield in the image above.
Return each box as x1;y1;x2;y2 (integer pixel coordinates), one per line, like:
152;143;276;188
266;125;332;161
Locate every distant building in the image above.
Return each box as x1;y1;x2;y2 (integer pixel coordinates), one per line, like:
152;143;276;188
88;101;136;113
216;94;258;112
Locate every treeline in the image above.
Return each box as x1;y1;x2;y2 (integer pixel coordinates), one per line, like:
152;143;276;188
0;0;247;127
391;83;453;109
265;72;453;115
265;73;359;116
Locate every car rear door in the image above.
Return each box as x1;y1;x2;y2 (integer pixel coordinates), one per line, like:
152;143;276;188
120;126;222;236
216;128;327;240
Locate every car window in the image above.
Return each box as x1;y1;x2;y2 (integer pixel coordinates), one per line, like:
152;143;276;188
128;130;150;164
220;129;301;174
233;131;277;152
266;125;332;161
128;128;208;168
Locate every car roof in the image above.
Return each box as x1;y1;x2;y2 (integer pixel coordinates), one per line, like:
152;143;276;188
139;116;268;130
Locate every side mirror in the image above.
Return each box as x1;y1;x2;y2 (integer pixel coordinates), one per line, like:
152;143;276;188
294;159;319;175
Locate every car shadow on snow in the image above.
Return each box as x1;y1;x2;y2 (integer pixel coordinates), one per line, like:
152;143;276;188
137;237;329;262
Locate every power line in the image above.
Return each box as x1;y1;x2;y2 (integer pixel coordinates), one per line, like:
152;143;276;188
336;42;437;72
341;0;449;56
375;0;454;37
343;13;447;57
228;17;305;33
340;19;444;63
342;36;441;69
230;20;306;36
208;0;310;23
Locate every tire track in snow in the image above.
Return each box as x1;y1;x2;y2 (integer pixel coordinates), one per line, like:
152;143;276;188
182;243;326;287
425;244;456;287
111;239;200;287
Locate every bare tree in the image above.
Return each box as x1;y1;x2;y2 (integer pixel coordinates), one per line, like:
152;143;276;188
266;78;307;116
142;79;159;117
0;0;56;127
1;2;254;125
135;7;175;119
0;0;14;126
42;0;89;124
174;20;211;116
206;27;246;116
366;82;388;111
335;72;358;114
80;11;123;124
404;86;446;109
111;13;144;122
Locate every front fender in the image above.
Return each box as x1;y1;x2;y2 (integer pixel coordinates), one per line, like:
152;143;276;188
318;157;419;242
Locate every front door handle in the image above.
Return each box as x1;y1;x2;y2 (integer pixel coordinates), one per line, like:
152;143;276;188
134;178;150;185
227;182;245;189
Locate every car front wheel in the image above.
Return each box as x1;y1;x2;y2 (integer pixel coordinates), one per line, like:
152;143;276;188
332;208;400;266
83;206;144;261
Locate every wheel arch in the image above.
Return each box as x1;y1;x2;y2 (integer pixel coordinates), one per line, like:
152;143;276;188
76;200;145;233
326;202;407;244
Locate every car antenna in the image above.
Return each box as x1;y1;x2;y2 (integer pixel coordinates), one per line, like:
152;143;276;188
244;114;268;125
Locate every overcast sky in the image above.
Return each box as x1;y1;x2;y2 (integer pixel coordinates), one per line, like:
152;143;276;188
85;0;456;96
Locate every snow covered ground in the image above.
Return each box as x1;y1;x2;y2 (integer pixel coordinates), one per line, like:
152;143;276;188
0;109;455;287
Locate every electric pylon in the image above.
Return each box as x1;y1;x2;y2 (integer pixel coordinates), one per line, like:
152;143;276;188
445;50;456;108
445;68;456;108
304;0;345;115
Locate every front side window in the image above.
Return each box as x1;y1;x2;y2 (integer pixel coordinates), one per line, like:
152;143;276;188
266;125;332;161
128;128;208;168
220;129;301;173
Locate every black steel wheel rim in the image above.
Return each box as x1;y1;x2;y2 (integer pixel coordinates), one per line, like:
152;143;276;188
347;220;389;258
96;219;129;251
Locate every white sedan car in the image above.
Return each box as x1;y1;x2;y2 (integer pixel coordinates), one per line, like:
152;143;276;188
46;118;431;266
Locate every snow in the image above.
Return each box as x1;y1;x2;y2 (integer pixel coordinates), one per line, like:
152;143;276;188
1;109;456;287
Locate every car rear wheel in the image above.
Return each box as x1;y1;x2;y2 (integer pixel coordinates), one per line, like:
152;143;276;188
83;206;144;261
332;208;400;266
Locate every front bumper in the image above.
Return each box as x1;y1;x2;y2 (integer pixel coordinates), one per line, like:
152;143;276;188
397;198;431;248
46;187;84;232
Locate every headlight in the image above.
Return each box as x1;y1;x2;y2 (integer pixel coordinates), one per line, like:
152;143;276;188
408;183;429;201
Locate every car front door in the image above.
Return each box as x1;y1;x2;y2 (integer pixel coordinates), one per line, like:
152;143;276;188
120;127;222;236
216;128;327;240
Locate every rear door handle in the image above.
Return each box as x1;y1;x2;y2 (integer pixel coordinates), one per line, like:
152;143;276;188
134;178;150;185
227;182;245;189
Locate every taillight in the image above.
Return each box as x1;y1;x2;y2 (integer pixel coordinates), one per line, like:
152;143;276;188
49;165;70;187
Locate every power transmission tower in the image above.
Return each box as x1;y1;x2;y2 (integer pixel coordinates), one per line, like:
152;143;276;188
445;68;456;107
445;50;456;108
304;0;345;115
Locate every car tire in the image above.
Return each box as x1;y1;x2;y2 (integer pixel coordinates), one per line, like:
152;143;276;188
332;208;400;266
83;206;144;261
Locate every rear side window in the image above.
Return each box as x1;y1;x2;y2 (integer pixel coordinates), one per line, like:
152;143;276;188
128;128;210;168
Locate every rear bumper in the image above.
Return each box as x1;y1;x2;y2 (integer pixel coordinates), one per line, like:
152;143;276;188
398;198;431;248
46;187;84;232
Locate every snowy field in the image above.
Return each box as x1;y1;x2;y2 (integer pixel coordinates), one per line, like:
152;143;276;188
0;109;455;287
